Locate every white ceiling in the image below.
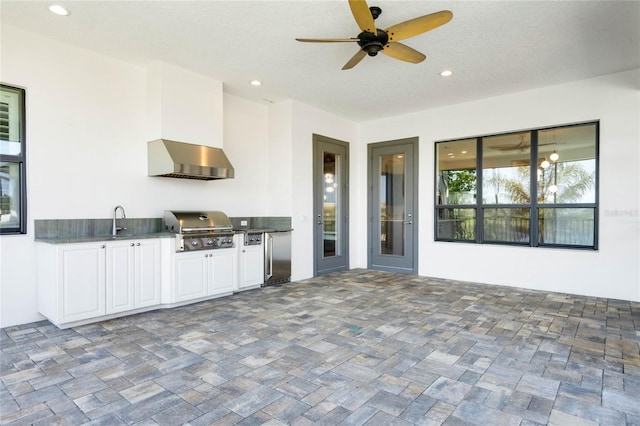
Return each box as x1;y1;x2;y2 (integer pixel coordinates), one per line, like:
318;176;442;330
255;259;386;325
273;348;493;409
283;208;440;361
2;0;639;122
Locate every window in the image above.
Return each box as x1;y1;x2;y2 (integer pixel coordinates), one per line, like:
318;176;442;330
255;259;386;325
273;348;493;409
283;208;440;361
435;122;598;249
0;84;26;234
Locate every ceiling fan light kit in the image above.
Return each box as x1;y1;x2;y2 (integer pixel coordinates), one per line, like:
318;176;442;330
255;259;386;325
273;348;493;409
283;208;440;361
296;0;453;70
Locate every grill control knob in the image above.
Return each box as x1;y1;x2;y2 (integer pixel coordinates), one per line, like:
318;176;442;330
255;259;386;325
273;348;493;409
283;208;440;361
191;240;199;246
206;239;214;246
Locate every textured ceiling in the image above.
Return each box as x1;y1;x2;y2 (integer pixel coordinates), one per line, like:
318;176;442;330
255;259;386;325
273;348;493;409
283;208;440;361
2;0;639;122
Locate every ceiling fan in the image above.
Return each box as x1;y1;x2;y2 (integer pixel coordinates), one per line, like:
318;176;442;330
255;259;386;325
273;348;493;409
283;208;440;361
295;0;453;70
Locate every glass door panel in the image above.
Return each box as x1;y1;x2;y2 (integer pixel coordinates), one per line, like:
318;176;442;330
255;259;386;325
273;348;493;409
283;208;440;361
379;154;405;256
323;152;340;258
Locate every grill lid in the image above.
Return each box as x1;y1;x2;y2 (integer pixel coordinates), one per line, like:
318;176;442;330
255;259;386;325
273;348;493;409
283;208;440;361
164;210;233;233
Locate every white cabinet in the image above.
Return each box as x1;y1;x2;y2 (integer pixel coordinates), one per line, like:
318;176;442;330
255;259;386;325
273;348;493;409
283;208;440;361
106;241;135;314
174;251;209;302
37;242;107;325
36;236;243;328
135;240;162;308
174;248;237;302
106;239;161;314
210;249;237;294
37;238;162;328
238;239;264;290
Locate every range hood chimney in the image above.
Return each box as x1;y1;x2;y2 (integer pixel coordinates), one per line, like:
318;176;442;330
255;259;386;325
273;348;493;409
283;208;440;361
148;139;234;180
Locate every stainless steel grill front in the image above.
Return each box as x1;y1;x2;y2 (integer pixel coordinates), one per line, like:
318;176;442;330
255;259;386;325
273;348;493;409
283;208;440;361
163;210;235;252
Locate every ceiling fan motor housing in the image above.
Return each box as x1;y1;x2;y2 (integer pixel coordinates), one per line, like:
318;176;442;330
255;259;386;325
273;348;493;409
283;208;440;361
357;29;389;56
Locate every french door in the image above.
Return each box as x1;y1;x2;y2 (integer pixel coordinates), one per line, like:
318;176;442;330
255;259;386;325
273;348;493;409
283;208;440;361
313;134;349;276
368;138;418;274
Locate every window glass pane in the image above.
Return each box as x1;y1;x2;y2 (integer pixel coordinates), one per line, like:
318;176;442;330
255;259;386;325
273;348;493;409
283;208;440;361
483;208;530;243
380;154;405;256
539;208;594;246
538;124;596;204
0;162;21;230
436;208;475;241
436;139;477;205
435;122;597;249
323;153;340;258
483;133;531;204
0;86;23;156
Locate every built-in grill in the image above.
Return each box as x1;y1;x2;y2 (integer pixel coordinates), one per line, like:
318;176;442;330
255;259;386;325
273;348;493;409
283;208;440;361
163;210;235;252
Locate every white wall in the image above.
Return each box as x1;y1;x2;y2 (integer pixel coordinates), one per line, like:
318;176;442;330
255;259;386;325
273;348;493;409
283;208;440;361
146;61;224;149
359;69;640;302
223;94;269;216
0;26;270;327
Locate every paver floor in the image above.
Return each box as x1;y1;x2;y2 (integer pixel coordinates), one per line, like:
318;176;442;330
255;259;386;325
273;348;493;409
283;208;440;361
1;269;639;425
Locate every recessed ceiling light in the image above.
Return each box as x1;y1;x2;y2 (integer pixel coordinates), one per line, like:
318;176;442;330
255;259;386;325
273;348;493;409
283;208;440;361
440;70;453;77
250;80;262;86
48;4;69;16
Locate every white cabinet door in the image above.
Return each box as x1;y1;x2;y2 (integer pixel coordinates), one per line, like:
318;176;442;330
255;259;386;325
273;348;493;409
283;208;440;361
106;239;161;313
135;239;161;308
239;244;264;289
210;249;237;295
175;251;209;302
106;241;136;314
59;243;106;323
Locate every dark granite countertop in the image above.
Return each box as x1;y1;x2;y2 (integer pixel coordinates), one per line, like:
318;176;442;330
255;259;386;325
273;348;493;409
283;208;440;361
34;216;292;244
233;228;293;233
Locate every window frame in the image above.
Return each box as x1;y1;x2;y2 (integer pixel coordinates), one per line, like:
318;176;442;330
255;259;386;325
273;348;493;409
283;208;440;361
0;83;27;235
434;121;599;250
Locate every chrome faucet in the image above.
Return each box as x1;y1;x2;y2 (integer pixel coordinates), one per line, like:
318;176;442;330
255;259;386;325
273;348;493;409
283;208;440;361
113;205;127;236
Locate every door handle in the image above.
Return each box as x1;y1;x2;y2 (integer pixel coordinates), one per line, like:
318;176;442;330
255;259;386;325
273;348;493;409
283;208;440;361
265;234;273;281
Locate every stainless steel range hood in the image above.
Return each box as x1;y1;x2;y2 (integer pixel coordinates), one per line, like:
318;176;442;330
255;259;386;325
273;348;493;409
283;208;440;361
148;139;234;180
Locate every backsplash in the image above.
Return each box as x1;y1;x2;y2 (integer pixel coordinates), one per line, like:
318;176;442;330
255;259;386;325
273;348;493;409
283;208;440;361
229;216;292;231
34;218;163;239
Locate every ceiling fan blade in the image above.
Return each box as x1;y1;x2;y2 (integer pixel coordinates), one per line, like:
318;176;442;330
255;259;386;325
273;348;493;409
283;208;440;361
382;42;426;64
385;10;453;42
342;49;367;70
296;38;360;43
348;0;376;33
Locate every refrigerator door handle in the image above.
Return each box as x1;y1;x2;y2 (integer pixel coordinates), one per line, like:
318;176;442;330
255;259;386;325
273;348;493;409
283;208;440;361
265;233;273;281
